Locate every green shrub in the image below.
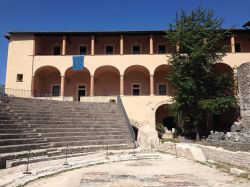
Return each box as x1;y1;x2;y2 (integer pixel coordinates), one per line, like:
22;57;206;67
156;123;165;134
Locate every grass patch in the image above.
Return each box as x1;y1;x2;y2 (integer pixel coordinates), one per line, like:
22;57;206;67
161;138;180;144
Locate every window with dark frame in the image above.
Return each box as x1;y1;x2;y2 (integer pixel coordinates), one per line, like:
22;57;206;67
158;84;167;95
53;46;61;55
52;85;60;96
158;45;166;54
105;45;114;54
16;74;23;82
132;45;141;54
235;43;241;52
79;46;87;55
132;84;140;95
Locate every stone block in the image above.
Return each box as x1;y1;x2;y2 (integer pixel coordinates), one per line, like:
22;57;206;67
230;167;249;178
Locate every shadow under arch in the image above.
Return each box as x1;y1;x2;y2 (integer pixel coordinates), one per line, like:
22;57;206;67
64;66;91;100
33;66;61;96
94;65;120;96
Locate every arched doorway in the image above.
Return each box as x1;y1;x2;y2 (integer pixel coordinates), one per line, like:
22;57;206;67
154;64;173;96
33;66;61;97
64;67;91;101
124;65;150;95
94;66;120;96
155;104;176;131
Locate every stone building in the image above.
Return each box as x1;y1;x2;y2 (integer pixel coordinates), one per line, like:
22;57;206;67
4;29;250;137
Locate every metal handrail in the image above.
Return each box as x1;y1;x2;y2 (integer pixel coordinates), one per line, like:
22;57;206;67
117;96;136;147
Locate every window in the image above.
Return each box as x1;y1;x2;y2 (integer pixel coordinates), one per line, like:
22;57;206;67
53;46;61;55
16;74;23;82
158;84;167;95
132;45;141;54
79;46;87;55
235;43;241;52
132;84;140;95
52;85;60;96
105;45;114;55
158;45;166;54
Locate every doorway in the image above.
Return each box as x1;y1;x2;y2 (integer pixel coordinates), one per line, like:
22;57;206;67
77;85;86;101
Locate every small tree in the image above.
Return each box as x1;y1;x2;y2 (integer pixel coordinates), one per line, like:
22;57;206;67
166;8;237;139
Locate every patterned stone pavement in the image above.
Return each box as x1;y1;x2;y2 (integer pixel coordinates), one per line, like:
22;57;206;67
80;172;200;186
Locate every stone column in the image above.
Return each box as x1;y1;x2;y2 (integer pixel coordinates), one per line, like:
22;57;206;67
62;36;66;55
90;75;94;96
31;76;35;97
150;34;153;55
91;35;95;56
120;35;124;55
60;76;65;97
150;74;154;95
231;36;235;53
120;74;124;95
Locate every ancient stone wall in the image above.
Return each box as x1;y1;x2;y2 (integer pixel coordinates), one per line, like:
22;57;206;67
237;62;250;131
158;142;250;170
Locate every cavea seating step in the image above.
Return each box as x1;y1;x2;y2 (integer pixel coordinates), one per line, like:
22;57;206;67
0;97;135;168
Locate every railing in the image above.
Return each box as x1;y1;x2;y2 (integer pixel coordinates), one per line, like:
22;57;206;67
117;96;136;148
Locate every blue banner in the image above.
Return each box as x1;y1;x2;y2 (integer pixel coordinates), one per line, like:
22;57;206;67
72;56;84;70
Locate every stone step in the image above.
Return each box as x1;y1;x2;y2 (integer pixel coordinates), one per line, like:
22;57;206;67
52;139;133;147
29;124;127;128
40;131;131;137
34;127;130;133
45;135;132;143
0;138;46;146
0;143;50;153
0;133;39;139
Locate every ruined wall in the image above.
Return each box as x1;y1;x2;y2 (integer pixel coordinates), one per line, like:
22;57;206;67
237;62;250;131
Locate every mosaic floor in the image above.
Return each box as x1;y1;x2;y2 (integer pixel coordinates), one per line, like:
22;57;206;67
80;172;200;187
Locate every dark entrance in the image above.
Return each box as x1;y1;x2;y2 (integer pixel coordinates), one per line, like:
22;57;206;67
78;85;86;101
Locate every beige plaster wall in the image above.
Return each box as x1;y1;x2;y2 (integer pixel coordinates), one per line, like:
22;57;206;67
5;34;34;92
121;96;172;128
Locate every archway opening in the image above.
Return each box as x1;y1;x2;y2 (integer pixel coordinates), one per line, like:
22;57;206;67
132;126;138;141
64;67;91;101
94;66;120;96
155;104;176;138
154;64;173;96
124;65;150;95
33;66;61;97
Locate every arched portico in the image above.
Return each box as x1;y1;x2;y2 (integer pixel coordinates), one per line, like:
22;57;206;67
64;67;91;101
124;65;150;95
154;64;173;96
33;66;61;97
94;66;120;96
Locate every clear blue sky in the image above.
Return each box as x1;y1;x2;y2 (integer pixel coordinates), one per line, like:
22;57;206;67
0;0;249;85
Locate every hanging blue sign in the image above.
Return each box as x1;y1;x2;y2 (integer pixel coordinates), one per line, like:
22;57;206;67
72;56;84;70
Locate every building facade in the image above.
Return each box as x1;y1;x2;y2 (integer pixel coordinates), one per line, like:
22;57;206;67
4;29;250;138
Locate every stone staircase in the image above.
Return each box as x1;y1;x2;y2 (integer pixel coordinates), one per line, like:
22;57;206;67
0;97;135;168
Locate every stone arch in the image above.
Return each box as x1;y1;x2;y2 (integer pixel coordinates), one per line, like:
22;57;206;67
94;65;120;96
33;66;61;96
124;65;150;95
154;64;173;96
214;62;233;74
155;104;176;131
64;67;91;100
